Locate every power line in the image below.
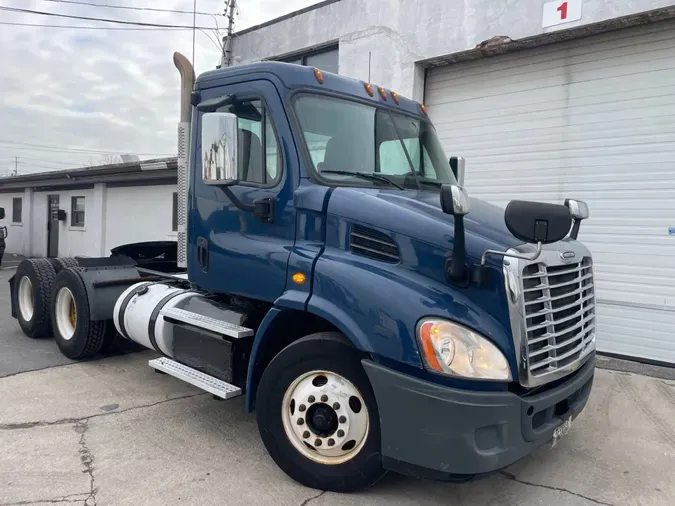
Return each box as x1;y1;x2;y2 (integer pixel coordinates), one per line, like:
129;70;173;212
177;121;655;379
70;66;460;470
42;0;223;16
0;20;194;30
0;6;216;29
0;139;173;156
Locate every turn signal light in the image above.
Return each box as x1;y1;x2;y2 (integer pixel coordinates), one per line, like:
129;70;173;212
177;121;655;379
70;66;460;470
292;272;307;285
313;68;324;84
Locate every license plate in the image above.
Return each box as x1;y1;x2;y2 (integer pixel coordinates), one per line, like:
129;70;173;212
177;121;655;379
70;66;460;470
550;416;573;448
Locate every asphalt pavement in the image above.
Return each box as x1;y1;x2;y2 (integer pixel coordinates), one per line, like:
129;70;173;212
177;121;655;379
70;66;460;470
1;266;674;505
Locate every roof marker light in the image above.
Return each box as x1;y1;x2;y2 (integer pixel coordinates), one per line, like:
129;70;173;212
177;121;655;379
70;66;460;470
364;82;374;96
391;91;400;104
313;68;324;84
378;86;387;101
419;103;428;115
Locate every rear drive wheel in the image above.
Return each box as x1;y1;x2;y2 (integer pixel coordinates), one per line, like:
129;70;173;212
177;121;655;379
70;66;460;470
50;268;105;359
256;332;386;492
49;257;79;273
13;259;56;338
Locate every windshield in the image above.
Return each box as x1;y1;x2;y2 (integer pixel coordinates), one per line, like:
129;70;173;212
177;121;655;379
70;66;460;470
292;94;457;189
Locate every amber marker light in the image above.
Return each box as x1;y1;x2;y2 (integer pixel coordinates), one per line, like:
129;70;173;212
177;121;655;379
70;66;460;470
313;68;324;84
364;82;374;96
418;103;428;115
391;91;400;104
292;272;307;285
378;86;387;100
418;321;443;372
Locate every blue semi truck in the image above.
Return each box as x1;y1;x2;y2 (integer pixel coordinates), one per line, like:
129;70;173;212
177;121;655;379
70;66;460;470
5;53;596;492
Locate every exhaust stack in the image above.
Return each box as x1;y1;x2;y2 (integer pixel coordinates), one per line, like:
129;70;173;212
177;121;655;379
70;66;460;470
173;52;195;269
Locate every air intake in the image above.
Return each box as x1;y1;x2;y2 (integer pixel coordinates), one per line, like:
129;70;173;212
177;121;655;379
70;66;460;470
349;225;400;263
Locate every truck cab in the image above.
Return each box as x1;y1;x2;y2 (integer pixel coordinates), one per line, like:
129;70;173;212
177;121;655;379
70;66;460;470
8;58;596;493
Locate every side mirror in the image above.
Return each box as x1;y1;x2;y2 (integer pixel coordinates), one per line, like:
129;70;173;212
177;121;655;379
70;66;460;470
440;184;470;284
564;199;589;240
0;208;4;220
440;184;470;216
202;112;238;185
504;200;572;245
449;156;465;186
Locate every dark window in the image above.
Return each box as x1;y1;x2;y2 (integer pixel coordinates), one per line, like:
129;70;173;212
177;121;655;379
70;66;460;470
12;198;22;224
71;196;85;227
280;46;338;74
172;192;178;232
218;99;281;185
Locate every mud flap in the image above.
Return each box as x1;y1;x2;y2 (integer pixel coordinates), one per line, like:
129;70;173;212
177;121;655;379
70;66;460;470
8;273;16;318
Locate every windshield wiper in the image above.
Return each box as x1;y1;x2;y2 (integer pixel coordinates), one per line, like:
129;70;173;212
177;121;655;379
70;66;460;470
320;170;405;190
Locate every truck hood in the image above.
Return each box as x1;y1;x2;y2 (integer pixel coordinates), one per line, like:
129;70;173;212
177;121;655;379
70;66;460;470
327;187;522;263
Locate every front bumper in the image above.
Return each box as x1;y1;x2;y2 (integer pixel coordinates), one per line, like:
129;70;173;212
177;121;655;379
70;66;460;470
362;353;595;480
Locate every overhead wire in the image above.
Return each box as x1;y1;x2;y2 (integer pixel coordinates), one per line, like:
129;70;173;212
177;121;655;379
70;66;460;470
0;6;217;29
0;139;174;157
0;20;195;30
41;0;224;16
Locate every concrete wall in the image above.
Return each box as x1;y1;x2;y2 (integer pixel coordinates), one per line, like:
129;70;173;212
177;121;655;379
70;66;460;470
104;184;177;254
0;191;29;256
0;182;176;258
232;0;675;100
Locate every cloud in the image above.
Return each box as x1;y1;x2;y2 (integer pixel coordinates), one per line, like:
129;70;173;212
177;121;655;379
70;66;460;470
0;0;320;175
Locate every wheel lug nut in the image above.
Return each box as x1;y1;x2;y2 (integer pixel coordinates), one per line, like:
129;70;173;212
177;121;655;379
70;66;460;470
337;429;345;437
303;431;310;439
299;404;306;412
315;439;322;447
339;416;346;423
328;439;335;446
308;395;315;403
333;402;340;410
297;418;304;425
321;394;328;402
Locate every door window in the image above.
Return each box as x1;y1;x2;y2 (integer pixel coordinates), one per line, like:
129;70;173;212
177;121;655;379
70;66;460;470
218;99;281;186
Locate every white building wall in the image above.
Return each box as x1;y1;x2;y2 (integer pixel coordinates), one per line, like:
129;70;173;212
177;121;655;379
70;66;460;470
231;0;675;100
1;183;176;258
104;184;177;254
0;191;28;256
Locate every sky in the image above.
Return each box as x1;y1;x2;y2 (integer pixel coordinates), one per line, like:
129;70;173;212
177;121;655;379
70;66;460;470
0;0;320;176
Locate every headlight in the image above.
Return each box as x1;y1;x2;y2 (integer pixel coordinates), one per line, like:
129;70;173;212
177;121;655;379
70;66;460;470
417;318;512;381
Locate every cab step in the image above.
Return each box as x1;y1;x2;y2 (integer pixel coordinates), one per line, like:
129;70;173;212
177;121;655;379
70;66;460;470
159;307;254;339
148;357;242;399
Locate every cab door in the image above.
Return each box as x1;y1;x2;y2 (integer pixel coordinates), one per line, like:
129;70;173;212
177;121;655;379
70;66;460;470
188;79;297;302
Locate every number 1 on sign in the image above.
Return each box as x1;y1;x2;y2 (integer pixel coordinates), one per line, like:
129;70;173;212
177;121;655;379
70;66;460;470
557;1;568;20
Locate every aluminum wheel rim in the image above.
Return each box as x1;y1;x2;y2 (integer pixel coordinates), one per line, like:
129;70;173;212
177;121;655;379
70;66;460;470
18;276;35;322
281;370;369;465
55;287;77;340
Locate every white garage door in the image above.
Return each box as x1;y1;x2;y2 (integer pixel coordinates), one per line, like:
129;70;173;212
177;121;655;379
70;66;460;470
425;20;675;364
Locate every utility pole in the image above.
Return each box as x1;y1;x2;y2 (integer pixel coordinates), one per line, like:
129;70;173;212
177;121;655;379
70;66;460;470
220;0;236;68
14;156;17;176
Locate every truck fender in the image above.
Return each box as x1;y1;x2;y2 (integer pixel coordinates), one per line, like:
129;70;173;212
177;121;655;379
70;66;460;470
244;298;373;412
67;262;142;321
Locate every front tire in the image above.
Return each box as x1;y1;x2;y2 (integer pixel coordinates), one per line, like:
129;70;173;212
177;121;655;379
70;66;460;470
256;332;386;492
50;268;106;359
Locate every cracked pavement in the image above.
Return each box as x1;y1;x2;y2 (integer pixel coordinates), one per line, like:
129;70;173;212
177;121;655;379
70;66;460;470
1;271;675;505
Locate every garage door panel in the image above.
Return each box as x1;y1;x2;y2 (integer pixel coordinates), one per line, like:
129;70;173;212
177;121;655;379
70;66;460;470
427;22;675;85
425;20;675;363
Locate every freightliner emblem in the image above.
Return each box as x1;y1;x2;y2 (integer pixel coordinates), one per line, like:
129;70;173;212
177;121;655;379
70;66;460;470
560;251;576;261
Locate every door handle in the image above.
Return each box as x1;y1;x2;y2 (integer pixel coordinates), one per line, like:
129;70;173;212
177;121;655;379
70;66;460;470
197;237;209;272
253;197;276;223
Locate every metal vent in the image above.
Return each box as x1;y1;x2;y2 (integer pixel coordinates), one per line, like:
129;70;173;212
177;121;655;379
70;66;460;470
521;257;595;378
349;225;400;263
176;121;190;269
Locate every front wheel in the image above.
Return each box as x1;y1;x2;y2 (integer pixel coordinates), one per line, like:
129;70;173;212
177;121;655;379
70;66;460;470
256;332;386;492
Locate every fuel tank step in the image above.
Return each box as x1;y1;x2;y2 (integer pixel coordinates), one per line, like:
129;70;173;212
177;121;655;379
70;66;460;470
148;357;242;399
159;307;254;339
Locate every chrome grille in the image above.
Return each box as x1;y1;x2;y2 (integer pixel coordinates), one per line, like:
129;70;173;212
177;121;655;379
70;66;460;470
521;257;595;378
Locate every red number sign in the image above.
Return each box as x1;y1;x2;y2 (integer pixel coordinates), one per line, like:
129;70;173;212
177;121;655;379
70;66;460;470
557;1;568;20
